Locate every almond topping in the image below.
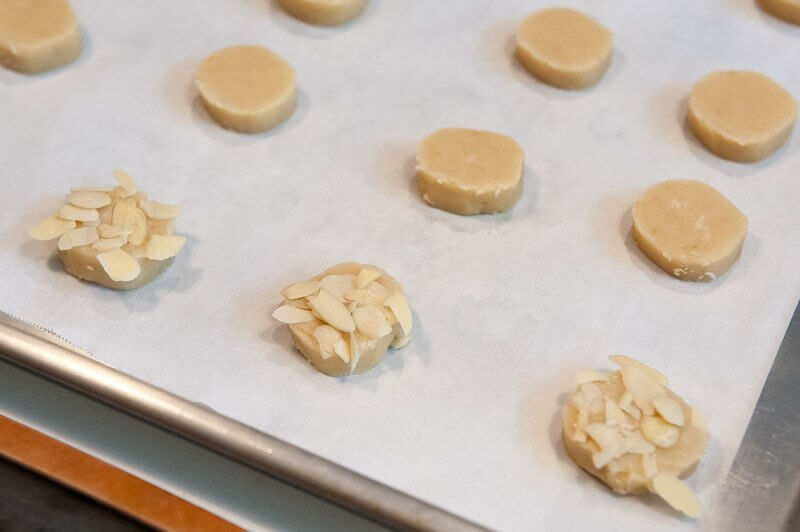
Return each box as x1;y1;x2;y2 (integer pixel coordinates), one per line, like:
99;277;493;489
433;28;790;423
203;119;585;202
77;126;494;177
641;454;658;479
356;268;382;289
617;389;641;420
271;304;315;324
609;355;670;387
604;398;629;427
140;199;182;220
584;423;625;469
282;280;321;300
348;332;361;371
58;204;99;222
67;191;112;209
71;186;115;193
384;293;412;336
621;366;666;416
113;169;138;196
650;472;701;518
112;203;148;245
96;248;141;282
353;305;392;339
366;281;390;302
29;216;76;241
98;223;125;238
320;274;356;303
335;338;351;365
93;237;125;251
344;288;384;307
574;369;608;385
146;235;186;260
690;408;709;432
312;325;341;360
641;416;680;448
390;335;411;349
653;396;685;426
285;299;311;311
308;289;356;333
622;431;656;455
57;226;99;250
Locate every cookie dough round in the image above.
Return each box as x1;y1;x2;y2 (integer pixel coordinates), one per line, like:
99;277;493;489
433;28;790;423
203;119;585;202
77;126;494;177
29;170;186;290
272;263;412;377
277;0;367;26
632;179;748;282
688;71;797;162
416;128;524;215
563;356;709;517
515;8;613;89
195;45;296;133
758;0;800;24
0;0;82;73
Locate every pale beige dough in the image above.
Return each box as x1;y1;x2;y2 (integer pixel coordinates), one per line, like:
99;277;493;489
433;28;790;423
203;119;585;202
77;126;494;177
515;8;613;89
277;0;367;26
563;356;709;517
29;171;186;290
195;45;296;133
0;0;81;73
632;179;748;282
416;128;524;215
758;0;800;24
688;70;797;162
272;263;412;377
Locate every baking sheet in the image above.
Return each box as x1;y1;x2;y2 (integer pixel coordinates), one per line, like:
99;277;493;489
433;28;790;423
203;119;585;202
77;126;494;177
2;1;799;530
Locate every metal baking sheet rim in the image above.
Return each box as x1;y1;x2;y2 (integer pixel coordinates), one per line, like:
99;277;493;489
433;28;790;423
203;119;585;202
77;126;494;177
0;313;484;532
2;306;799;531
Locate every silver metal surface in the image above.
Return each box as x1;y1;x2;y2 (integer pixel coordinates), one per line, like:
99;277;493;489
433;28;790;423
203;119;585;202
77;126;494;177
0;311;485;532
709;303;800;532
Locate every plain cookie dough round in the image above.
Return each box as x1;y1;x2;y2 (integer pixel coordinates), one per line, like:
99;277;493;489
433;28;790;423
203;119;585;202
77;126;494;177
272;263;412;377
0;0;82;73
515;8;613;89
277;0;367;26
563;357;709;517
758;0;800;24
195;45;296;133
29;171;186;291
688;70;798;162
416;128;524;215
632;179;748;282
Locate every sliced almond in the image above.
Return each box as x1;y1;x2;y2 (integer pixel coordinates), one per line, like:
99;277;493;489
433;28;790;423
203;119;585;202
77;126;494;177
641;454;658;479
609;355;670;387
650;471;701;518
57;204;99;222
617;389;641;421
81;219;100;227
348;332;361;371
272;304;315;324
335;338;351;365
584;423;625;469
390;335;411;349
641;416;680;448
366;281;390;302
312;325;341;360
96;248;141;282
690;408;709;433
58;226;99;251
71;186;115;193
113;169;138;196
308;289;356;333
282;280;321;300
98;223;124;238
344;288;384;307
356;268;382;289
574;369;608;386
622;431;656;455
621;366;666;416
111;202;129;228
653;396;685;427
140;199;182;220
285;299;311;311
146;234;186;260
67;191;112;209
384;293;412;336
112;203;148;245
353;305;392;339
604;398;629;427
93;237;125;251
320;274;356;303
579;382;602;408
30;216;76;241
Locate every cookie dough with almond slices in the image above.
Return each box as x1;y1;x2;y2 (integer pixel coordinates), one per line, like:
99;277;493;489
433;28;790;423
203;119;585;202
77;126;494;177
28;170;186;290
562;356;709;518
272;263;412;377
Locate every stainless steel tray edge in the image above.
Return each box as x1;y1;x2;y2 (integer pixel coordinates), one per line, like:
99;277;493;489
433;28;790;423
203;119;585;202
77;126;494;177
0;314;485;532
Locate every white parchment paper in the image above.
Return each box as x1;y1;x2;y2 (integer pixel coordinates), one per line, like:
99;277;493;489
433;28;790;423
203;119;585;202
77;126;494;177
2;1;799;529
